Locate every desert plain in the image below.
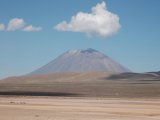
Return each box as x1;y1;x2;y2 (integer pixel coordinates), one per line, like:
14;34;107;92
0;72;160;120
0;96;160;120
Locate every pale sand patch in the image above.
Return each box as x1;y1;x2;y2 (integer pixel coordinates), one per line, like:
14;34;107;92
0;97;160;120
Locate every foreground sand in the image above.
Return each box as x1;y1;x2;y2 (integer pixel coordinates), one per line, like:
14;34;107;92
0;96;160;120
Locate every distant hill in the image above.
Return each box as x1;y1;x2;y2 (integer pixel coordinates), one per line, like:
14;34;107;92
30;48;130;75
0;71;160;98
108;71;160;80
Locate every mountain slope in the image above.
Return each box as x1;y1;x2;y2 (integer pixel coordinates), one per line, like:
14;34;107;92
31;48;130;75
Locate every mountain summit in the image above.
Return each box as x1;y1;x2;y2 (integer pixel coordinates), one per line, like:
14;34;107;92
31;48;130;74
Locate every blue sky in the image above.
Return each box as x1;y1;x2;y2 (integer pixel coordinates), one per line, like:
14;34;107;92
0;0;160;79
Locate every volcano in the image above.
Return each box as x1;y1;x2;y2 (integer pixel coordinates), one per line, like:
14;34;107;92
30;48;130;75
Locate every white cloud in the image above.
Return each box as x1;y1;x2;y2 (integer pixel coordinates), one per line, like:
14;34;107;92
0;23;5;31
7;18;26;31
4;18;42;32
55;1;121;38
23;25;42;32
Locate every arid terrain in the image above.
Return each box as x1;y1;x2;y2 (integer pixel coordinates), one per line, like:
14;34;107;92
0;72;160;120
0;96;160;120
0;72;160;98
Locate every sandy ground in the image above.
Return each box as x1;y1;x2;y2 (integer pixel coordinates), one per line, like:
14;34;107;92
0;97;160;120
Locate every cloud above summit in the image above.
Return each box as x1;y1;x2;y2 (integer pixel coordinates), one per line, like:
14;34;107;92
1;18;42;32
55;1;121;38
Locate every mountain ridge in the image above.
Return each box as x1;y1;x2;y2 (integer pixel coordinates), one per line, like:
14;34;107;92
30;48;130;75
